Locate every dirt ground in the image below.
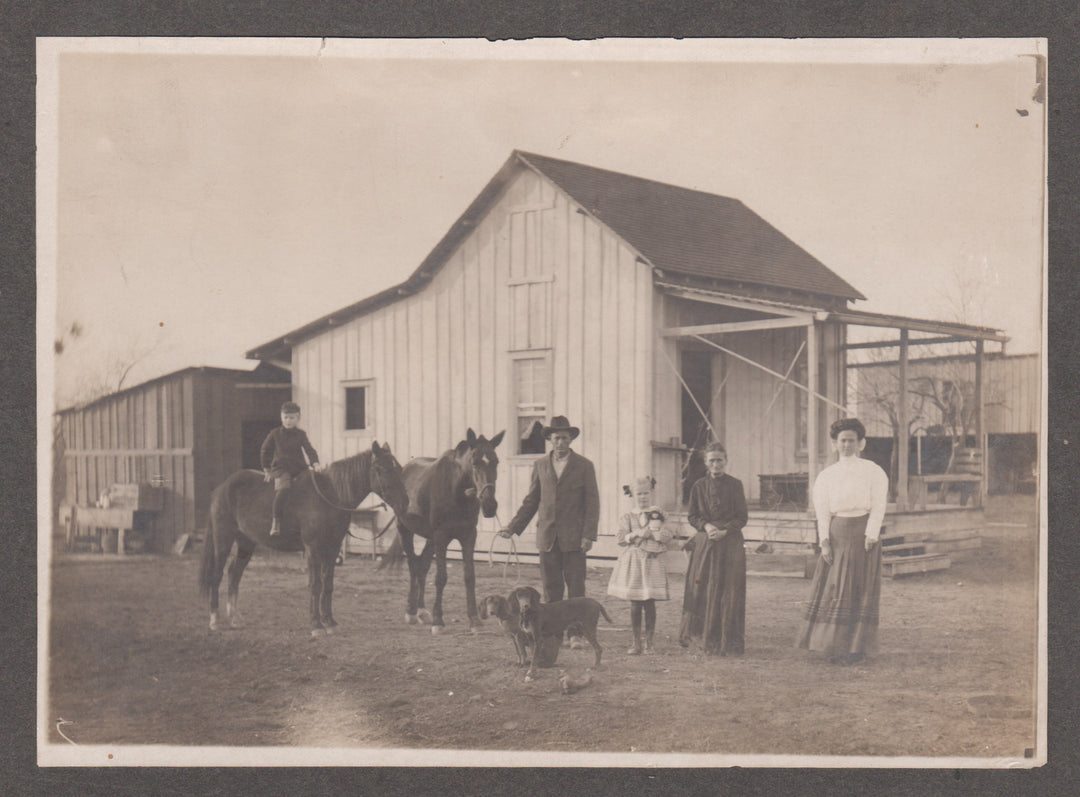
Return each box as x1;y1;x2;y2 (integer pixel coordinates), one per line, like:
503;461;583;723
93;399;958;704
45;496;1040;762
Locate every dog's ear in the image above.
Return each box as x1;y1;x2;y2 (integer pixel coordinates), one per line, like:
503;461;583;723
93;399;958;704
507;592;520;615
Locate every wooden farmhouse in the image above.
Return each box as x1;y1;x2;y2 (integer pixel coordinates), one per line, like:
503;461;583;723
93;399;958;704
56;364;291;553
248;151;1011;571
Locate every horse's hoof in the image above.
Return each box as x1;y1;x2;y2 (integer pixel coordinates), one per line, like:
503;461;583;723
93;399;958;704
524;674;535;682
431;625;445;635
418;609;433;624
311;628;326;638
324;625;337;636
209;614;219;632
406;613;418;625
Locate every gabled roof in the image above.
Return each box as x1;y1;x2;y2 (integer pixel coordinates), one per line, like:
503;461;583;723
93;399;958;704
247;150;864;360
515;151;864;302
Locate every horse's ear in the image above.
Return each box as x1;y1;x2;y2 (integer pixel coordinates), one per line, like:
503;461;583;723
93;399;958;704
467;428;477;446
489;430;505;448
455;439;471;457
371;441;383;455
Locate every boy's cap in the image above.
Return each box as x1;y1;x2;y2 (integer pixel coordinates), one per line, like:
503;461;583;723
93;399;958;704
281;401;301;414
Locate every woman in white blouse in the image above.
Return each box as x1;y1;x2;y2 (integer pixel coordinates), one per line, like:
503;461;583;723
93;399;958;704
797;417;889;665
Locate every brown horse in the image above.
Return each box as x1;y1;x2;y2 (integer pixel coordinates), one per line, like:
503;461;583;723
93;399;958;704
394;428;504;633
199;441;408;636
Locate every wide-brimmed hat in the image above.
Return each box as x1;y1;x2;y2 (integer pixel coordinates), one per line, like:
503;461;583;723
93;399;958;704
543;416;580;440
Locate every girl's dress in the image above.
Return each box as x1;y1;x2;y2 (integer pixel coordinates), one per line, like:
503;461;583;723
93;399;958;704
607;507;672;601
797;456;889;657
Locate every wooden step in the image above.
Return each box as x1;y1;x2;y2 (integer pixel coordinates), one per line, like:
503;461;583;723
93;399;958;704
880;542;927;558
883;553;951;578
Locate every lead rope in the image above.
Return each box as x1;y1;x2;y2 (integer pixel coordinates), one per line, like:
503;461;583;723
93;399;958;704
487;511;521;583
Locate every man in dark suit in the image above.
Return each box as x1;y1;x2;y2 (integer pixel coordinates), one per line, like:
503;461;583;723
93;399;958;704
499;416;600;646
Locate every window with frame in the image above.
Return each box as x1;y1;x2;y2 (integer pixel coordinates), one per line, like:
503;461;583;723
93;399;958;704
513;356;549;455
344;383;371;432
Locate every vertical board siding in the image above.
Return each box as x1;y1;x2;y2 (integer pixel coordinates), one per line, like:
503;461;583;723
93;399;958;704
59;369;290;552
855;354;1039;438
286;164;671;541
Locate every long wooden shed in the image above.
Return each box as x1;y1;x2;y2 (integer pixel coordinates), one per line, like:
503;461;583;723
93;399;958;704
56;363;291;552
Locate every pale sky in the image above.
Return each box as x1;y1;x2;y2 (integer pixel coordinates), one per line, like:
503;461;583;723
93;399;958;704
40;38;1046;408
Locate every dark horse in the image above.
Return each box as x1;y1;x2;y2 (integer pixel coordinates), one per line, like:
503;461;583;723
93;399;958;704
199;441;408;636
394;428;504;633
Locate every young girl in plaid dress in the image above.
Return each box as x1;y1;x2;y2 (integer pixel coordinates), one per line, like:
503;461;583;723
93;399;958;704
607;476;673;654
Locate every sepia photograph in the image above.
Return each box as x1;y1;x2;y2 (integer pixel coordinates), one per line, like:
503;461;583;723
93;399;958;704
37;37;1046;767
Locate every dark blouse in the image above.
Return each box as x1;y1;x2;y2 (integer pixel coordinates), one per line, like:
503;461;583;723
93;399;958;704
687;473;748;534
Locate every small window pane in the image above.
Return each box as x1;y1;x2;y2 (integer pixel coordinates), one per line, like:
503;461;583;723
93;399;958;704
345;386;366;430
519;419;545;454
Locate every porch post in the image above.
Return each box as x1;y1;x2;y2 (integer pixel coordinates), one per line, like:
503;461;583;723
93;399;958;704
807;321;818;497
975;339;986;499
897;329;910;509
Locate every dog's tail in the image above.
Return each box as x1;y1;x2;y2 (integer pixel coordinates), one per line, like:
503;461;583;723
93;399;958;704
598;603;614;624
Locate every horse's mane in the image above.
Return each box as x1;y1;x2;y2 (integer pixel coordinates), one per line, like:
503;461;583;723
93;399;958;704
418;447;471;520
324;449;374;507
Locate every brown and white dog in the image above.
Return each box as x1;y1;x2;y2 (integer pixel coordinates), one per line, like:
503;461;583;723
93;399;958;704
477;593;532;666
519;597;612;680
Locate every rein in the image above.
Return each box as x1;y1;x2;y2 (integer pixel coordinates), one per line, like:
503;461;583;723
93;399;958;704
347;513;398;542
308;468;369;513
308;466;399;531
486;510;521;583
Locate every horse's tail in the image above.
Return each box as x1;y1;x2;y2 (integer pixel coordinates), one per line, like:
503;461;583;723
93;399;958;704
377;529;406;572
598;603;614;624
199;507;218;599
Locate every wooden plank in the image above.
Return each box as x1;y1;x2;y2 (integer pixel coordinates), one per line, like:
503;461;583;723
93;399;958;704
491;203;510;461
617;245;637;498
564;202;584;430
599;228;620;535
421;273;439;454
463;233;480;428
662;316;812;337
884;553;951;578
635;254;653;478
447;255;466;445
880;543;927;557
477;212;496;433
581;217;603;467
922;537;983;554
394;303;411;457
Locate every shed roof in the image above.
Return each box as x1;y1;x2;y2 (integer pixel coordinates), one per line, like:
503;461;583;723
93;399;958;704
56;363;290;415
248;150;864;360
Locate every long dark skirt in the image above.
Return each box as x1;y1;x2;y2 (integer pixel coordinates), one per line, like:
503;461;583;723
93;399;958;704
679;530;746;655
797;514;882;657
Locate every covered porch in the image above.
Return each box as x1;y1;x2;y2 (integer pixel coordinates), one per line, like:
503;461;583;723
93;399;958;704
652;283;1008;576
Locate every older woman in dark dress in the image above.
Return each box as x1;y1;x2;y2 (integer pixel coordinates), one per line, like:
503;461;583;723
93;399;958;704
678;442;748;656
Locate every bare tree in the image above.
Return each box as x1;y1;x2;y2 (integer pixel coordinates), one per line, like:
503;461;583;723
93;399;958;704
850;349;930;500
